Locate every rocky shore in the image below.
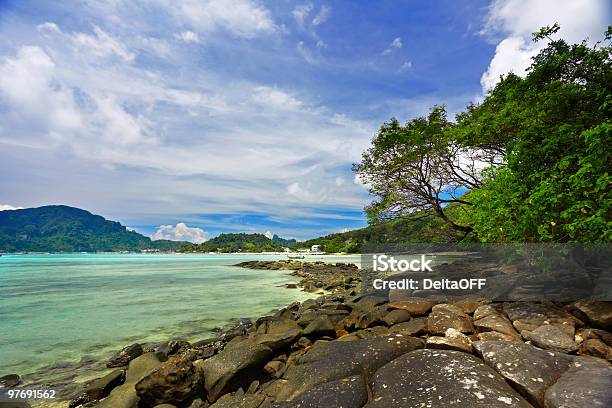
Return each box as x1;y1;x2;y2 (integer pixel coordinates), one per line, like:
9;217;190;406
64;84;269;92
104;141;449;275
3;260;611;408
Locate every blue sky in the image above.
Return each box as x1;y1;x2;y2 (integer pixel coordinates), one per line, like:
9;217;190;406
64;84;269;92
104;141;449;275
0;0;608;241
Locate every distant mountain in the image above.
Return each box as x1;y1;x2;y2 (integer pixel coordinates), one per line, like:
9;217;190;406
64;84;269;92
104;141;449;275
0;205;184;252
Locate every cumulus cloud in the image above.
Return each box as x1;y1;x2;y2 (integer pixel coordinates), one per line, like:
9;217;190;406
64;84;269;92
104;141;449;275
480;0;609;91
0;204;23;211
152;222;209;243
264;230;273;239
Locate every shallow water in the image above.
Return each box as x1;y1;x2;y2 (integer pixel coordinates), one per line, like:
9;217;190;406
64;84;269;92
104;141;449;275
0;253;359;387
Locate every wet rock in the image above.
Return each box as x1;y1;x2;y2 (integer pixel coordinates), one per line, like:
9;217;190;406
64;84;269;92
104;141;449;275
474;341;575;407
426;328;473;353
577;338;612;360
98;352;162;408
428;303;474;335
527;324;579;353
544;361;612;408
253;319;302;351
387;299;435;316
199;338;273;401
365;349;532;407
106;343;143;368
270;375;367;408
208;393;265;408
0;374;21;387
337;305;388;331
569;300;612;330
135;354;203;407
382;309;411;325
157;340;191;359
275;335;424;401
389;317;427;336
302;316;336;338
474;314;520;338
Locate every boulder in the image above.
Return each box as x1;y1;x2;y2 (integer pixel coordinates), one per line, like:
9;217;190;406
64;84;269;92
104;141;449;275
527;325;579;353
544;361;612;407
0;374;21;387
388;317;427;336
503;302;581;333
84;369;125;400
577;338;612;360
208;393;265;408
135;354;203;407
382;309;411;326
106;343;143;368
199;338;273;401
473;304;502;320
426;328;472;353
253;318;302;351
270;375;367;408
477;332;521;342
275;335;424;401
337;305;388;331
387;300;435;316
364;349;532;407
428;304;474;335
474;341;575;407
296;309;348;327
98;352;162;408
302;316;336;338
474;314;520;338
569;300;612;330
451;298;490;314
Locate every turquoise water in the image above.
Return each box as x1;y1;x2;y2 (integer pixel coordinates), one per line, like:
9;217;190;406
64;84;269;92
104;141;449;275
0;253;359;385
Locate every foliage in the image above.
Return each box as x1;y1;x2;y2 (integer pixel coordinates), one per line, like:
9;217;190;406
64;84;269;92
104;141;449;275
354;26;611;243
178;233;287;253
0;205;184;252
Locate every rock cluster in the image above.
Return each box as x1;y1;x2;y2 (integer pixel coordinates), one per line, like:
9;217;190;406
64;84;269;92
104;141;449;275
61;261;611;408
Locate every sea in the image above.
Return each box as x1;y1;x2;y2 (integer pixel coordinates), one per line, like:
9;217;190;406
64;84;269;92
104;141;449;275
0;253;360;397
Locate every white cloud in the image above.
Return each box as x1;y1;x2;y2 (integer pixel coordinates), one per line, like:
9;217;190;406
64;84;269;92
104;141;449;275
340;228;349;233
252;86;302;110
264;230;273;239
480;0;609;91
312;5;331;26
152;222;209;243
335;177;345;186
381;37;402;56
174;31;201;43
296;41;316;63
292;3;313;29
0;204;23;211
170;0;275;38
73;26;135;62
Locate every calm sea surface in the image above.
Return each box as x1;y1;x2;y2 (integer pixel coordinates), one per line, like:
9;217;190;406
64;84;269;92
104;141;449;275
0;253;359;386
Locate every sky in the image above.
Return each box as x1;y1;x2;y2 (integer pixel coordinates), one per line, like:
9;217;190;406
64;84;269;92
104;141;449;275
0;0;609;242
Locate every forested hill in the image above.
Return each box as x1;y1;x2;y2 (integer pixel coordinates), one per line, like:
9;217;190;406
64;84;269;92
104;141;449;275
0;205;183;252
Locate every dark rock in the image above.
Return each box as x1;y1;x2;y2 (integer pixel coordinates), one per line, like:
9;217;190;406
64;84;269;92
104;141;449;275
365;349;532;407
503;302;581;333
451;298;490;314
153;405;177;408
135;354;203;407
275;335;423;401
263;360;285;378
0;373;21;387
382;309;411;326
157;340;191;359
302;316;336;338
337;305;388;331
389;317;428;336
270;375;367;408
544;361;612;408
474;341;575;406
296;309;349;327
106;343;143;368
253;318;302;351
428;304;474;335
569;300;612;330
426;328;473;353
199;338;273;401
98;352;162;408
477;332;520;342
527;324;579;353
577;328;612;346
473;304;502;320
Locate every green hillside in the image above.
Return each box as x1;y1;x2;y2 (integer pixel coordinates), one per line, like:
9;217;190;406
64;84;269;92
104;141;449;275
0;205;183;252
179;233;287;253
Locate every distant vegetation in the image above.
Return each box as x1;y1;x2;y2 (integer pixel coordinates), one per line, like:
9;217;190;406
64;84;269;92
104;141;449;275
0;205;183;252
178;233;290;253
354;25;611;243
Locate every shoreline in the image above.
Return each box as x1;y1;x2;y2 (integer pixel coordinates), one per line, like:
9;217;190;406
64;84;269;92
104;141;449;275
3;259;611;408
